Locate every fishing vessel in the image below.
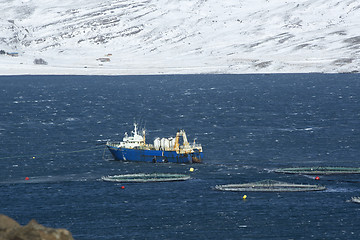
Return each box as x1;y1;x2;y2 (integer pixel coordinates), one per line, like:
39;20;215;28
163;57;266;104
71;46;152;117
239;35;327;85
106;124;203;163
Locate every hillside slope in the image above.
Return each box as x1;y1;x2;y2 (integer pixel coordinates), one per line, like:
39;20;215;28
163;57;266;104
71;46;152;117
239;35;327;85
0;0;359;74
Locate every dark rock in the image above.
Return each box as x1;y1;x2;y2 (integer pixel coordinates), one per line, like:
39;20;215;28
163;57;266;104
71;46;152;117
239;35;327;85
254;61;272;68
333;58;353;66
0;214;74;240
33;58;48;65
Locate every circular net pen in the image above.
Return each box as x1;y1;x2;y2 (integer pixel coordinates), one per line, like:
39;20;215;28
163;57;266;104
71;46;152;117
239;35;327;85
215;179;326;192
101;173;190;183
350;197;360;204
275;167;360;175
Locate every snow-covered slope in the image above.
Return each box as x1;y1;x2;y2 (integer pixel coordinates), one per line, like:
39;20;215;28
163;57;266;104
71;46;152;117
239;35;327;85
0;0;359;75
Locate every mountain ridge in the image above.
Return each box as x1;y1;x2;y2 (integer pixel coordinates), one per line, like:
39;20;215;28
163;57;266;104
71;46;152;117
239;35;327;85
0;0;359;75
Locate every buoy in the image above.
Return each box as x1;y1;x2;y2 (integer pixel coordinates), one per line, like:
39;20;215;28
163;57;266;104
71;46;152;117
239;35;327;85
121;186;125;189
243;195;247;200
189;167;194;172
315;176;320;180
25;177;29;181
32;156;35;159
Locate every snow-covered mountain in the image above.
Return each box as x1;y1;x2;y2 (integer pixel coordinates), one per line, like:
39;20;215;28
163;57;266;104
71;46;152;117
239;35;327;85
0;0;359;75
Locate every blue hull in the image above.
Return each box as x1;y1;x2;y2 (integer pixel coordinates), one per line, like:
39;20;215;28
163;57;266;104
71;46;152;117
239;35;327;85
107;146;203;163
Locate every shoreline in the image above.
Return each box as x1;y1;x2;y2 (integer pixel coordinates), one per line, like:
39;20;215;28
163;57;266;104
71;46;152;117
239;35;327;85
1;70;358;76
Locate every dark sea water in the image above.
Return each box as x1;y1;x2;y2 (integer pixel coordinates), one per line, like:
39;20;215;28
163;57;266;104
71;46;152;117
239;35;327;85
1;74;360;239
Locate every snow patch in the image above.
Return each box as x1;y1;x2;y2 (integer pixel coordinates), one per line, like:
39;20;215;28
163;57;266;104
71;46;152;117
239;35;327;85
0;0;359;75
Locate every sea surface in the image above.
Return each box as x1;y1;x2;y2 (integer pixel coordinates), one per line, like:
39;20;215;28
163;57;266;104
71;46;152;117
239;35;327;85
0;74;360;239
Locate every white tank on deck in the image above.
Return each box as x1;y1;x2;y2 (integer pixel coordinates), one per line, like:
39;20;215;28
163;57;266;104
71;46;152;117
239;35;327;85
161;138;170;150
169;137;175;149
164;138;170;150
154;137;160;150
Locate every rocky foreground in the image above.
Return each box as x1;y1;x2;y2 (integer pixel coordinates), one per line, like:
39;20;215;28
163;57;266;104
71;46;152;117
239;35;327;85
0;214;73;240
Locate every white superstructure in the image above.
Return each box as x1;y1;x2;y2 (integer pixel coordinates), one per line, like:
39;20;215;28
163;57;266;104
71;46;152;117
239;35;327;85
119;123;145;149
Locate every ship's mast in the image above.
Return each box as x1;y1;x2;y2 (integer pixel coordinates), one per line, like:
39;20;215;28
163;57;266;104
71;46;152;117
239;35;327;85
174;130;180;152
181;130;189;146
133;123;138;136
142;129;146;145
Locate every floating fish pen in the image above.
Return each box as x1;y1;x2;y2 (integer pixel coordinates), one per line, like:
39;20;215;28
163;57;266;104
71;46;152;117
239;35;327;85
215;180;326;192
350;197;360;204
101;173;190;183
275;167;360;175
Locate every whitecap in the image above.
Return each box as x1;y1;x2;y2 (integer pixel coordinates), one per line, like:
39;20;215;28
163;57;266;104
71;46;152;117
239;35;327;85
66;117;78;121
325;187;354;193
41;122;54;125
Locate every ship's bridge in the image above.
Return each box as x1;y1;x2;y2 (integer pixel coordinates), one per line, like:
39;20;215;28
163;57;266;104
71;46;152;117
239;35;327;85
119;124;145;148
107;123;146;149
